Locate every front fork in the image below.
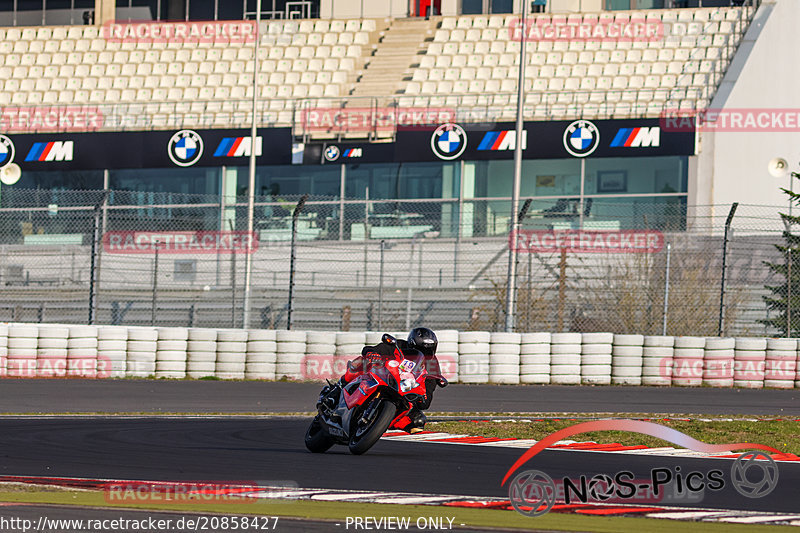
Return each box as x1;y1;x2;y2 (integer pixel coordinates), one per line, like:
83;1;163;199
358;392;383;426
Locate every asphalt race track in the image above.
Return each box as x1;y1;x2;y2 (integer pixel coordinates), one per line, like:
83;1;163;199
0;379;799;415
0;417;797;514
0;381;797;522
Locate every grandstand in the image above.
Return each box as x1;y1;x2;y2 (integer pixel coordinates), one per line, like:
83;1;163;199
0;5;754;134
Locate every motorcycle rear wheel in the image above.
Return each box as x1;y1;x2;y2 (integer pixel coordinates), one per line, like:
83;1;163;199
305;416;336;453
348;400;396;455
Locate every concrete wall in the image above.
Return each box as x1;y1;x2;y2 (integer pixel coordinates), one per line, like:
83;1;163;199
696;1;800;212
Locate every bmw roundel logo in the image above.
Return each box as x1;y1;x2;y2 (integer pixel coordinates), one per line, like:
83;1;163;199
167;130;204;167
0;135;15;167
431;123;467;161
324;145;340;162
563;120;600;158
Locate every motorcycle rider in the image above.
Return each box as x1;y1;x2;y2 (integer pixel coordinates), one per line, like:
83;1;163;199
330;327;446;434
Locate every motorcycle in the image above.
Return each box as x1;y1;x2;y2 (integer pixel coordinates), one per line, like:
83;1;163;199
304;334;447;455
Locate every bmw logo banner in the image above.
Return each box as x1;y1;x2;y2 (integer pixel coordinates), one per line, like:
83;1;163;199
391;119;695;162
0;128;293;170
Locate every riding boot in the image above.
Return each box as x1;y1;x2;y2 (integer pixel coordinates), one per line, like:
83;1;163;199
404;408;427;434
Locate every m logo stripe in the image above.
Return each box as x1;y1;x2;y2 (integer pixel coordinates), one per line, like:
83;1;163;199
478;132;499;151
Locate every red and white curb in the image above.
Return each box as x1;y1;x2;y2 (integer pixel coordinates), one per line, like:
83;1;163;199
1;475;798;526
381;430;800;462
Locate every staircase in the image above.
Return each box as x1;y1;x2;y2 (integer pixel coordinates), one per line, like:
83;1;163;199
350;18;436;98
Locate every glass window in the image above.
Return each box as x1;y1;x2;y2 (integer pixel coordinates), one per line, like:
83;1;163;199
109;167;220;204
491;0;513;14
237;165;340;201
585;156;687;196
345;162;458;200
470;159;582;198
462;0;483;15
9;169;103;192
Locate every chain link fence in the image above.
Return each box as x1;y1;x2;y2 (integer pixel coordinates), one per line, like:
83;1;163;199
0;187;790;337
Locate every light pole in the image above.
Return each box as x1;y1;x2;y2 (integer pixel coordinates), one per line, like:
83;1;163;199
242;0;262;329
504;1;527;332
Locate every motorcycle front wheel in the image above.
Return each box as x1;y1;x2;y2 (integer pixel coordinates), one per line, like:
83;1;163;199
348;400;396;455
304;416;336;453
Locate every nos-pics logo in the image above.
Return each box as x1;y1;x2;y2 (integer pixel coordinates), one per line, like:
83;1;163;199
431;123;467;161
168;130;204;167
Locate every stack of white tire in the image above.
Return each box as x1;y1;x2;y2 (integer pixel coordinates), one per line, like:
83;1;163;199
305;331;334;381
610;334;643;385
519;332;550;384
581;332;614;385
435;330;459;383
68;325;98;377
216;329;248;379
0;324;7;376
126;327;157;377
765;338;796;389
489;332;521;384
97;326;127;378
155;327;188;379
7;324;37;377
276;330;306;380
672;336;705;386
245;329;277;380
549;332;581;385
734;337;766;388
36;324;69;378
458;331;490;383
642;336;673;386
703;337;735;387
186;328;217;379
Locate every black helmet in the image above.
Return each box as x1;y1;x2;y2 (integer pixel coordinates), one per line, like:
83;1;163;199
407;327;438;356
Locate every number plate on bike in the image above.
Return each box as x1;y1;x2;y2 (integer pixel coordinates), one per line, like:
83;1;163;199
399;359;416;372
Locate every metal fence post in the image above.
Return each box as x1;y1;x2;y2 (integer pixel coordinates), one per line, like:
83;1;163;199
662;242;671;336
378;239;385;331
150;241;160;327
718;202;738;336
88;205;101;325
286;194;308;330
405;236;416;330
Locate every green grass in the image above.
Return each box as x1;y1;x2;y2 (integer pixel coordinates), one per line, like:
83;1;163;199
0;489;796;533
428;419;800;454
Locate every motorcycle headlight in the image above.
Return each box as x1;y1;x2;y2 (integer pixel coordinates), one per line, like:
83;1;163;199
400;377;418;393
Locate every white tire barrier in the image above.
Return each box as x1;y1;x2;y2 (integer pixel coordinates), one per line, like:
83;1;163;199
490;332;520;385
520;332;550;384
68;325;98;378
703;338;734;387
550;332;580;384
8;324;38;378
671;337;705;386
763;338;797;388
734;337;767;388
36;325;69;377
3;324;800;389
642;336;673;386
610;333;643;385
